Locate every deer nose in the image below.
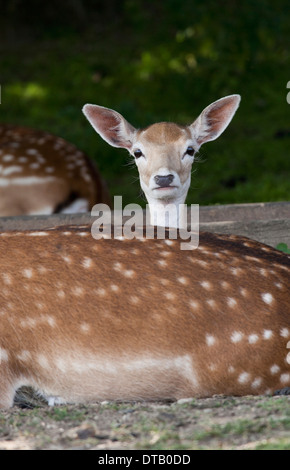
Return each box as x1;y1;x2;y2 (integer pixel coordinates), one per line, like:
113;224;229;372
154;174;174;187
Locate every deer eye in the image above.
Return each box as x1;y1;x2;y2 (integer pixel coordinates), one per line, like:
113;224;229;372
185;146;195;157
133;149;143;159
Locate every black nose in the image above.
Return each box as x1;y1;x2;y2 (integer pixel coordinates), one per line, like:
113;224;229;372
154;174;174;187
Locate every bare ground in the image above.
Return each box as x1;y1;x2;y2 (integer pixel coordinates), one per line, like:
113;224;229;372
0;395;289;450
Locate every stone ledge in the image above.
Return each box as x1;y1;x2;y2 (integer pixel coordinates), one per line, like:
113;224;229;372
0;201;289;248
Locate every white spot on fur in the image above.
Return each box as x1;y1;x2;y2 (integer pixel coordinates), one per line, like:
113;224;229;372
2;166;23;176
280;373;290;384
261;293;274;305
23;268;33;279
30;163;40;170
158;260;167;267
27;232;49;236
200;281;211;290
206;334;216;346
227;297;237;308
114;262;123;272
123;269;135;278
80;323;90;333
270;365;280;374
238;372;250;384
18;156;28;163
280;328;290;338
72;286;84;297
17;350;32;362
95;288;106;297
55;358;68;373
189;299;199;310
26;148;38;155
231;267;242;276
231;331;243;343
82;257;93;269
263;330;273;340
240;288;248;297
0;176;56;188
248;334;259;344
62;255;72;264
57;290;65;299
251;377;263;389
37;354;49;369
77;232;89;237
2;273;12;285
45;166;55;173
2;154;14;162
221;281;230;289
45;316;56;328
110;284;119;292
164;292;176;301
0;348;9;362
159;251;170;257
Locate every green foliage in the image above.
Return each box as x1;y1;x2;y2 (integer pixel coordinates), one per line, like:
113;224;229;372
276;243;290;254
0;0;289;206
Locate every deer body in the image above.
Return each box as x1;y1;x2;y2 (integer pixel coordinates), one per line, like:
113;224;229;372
0;124;110;216
0;227;289;408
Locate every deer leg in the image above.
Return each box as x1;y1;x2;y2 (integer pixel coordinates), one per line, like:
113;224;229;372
273;387;290;396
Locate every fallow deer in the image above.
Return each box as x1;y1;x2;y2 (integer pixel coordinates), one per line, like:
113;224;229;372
0;124;110;216
0;226;289;408
83;95;240;227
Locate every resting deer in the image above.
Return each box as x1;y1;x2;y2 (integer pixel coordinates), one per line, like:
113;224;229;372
83;95;240;227
0;124;110;216
0;225;289;408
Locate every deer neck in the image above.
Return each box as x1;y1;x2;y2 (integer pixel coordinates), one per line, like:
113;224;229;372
146;194;188;229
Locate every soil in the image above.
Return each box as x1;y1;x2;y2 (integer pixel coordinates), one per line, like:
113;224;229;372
0;394;289;450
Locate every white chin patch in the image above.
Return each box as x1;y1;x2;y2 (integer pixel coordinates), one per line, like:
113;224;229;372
153;187;178;200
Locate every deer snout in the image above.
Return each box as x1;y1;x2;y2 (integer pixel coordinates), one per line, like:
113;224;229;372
154;174;174;187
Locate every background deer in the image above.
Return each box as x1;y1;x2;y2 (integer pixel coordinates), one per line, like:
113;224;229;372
83;95;240;227
0;226;289;409
0;124;110;216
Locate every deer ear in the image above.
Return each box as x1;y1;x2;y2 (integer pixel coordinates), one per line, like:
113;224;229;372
82;104;136;150
191;95;241;146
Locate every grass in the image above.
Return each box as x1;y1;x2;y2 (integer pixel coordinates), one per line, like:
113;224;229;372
0;1;289;207
276;243;290;253
1;396;289;450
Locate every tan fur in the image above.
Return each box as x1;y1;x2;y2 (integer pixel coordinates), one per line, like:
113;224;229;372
137;122;190;144
0;124;111;216
135;124;193;187
0;227;289;408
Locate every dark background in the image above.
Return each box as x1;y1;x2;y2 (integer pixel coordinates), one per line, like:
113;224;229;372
0;0;289;206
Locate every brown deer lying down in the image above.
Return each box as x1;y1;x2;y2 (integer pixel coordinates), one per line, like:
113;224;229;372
0;124;110;216
0;226;289;408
